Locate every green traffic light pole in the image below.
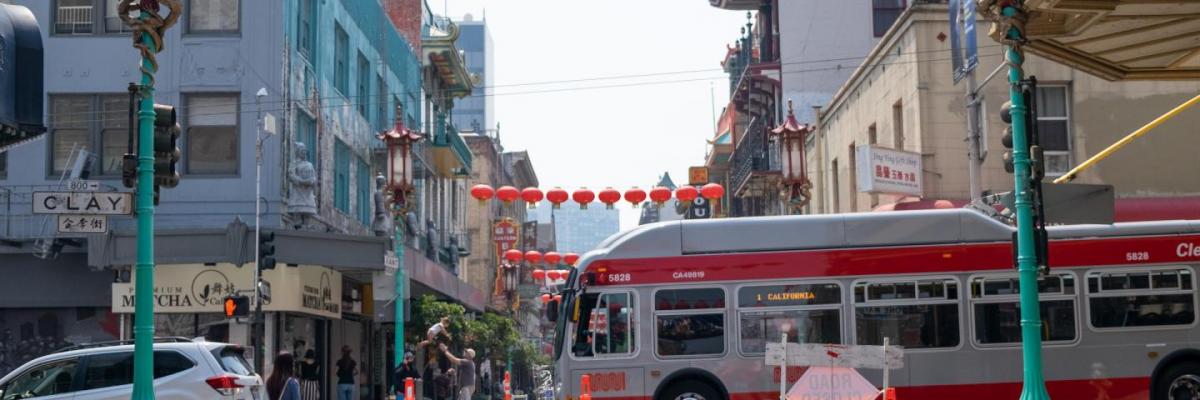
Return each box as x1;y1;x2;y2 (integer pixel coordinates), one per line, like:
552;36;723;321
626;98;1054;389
999;3;1051;400
120;1;180;398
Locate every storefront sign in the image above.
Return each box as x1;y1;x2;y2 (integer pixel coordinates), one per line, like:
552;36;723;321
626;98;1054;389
494;219;519;259
521;221;538;251
855;145;922;196
112;263;343;319
689;166;709;185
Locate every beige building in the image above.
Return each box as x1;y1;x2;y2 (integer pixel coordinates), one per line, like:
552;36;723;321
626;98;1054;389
806;3;1200;215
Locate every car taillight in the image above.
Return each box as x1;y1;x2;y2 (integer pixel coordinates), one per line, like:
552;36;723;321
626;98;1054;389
206;375;244;396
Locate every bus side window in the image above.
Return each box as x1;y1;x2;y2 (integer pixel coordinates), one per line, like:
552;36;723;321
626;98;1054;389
573;292;636;357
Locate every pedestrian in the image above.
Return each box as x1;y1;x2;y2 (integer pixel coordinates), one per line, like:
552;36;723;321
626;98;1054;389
267;352;302;400
440;344;476;400
393;351;420;398
298;349;321;400
427;317;452;344
335;346;358;400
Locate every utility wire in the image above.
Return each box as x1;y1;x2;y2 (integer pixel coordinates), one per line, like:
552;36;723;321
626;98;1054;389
41;44;1007;122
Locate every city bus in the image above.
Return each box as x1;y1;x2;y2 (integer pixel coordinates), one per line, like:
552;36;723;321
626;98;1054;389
551;209;1200;400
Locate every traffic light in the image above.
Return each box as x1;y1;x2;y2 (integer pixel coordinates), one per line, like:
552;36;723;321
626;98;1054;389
153;104;181;190
258;231;276;270
1000;77;1051;274
1000;100;1015;174
224;295;250;318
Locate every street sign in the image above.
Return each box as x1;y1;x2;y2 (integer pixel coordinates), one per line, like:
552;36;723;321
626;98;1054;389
688;166;709;185
685;197;711;220
384;251;399;276
33;192;133;215
57;215;107;233
65;180;100;191
766;343;904;369
786;367;878;400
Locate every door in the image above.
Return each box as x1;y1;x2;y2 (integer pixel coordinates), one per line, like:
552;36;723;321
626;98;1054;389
0;358;80;400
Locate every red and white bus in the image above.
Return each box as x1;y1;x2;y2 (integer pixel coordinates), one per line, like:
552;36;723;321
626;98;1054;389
551;209;1200;400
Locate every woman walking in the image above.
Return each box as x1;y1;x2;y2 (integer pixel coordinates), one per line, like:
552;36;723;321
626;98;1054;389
298;349;321;400
335;346;358;400
267;352;302;400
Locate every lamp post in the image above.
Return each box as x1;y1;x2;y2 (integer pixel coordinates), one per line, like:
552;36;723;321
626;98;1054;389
252;87;272;374
771;100;813;212
379;104;422;374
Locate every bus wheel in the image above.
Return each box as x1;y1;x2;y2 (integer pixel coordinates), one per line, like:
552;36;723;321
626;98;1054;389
659;380;722;400
1158;361;1200;400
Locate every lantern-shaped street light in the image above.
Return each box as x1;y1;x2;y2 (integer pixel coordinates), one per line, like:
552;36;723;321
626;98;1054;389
379;105;424;210
771;100;814;210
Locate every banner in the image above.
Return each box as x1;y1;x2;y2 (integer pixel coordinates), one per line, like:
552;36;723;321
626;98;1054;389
111;263;343;319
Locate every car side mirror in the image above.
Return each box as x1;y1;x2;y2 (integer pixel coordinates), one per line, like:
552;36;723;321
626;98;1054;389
546;300;559;322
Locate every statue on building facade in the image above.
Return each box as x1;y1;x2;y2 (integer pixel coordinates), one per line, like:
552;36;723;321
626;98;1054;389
288;142;318;227
372;174;393;237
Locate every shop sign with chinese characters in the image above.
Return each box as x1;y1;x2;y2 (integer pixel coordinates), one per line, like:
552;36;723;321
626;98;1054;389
111;263;343;319
855;145;923;196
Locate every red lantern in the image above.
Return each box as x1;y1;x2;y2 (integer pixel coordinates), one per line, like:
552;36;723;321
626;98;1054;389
598;188;621;210
532;270;546;281
544;251;562;265
563;253;580;266
649;186;672;207
541;293;550;304
553;294;562;303
572;188;595;209
521;187;544;208
504;249;523;263
701;183;725;200
546;270;559;281
524;250;543;264
470;184;495;203
496;186;520;204
624;187;647;208
675;185;699;203
546;187;569;209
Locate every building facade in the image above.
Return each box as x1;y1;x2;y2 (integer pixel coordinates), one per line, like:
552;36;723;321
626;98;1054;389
0;2;489;396
806;3;1200;216
451;14;494;135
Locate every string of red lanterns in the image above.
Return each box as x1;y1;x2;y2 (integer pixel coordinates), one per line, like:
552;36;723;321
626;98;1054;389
469;184;723;209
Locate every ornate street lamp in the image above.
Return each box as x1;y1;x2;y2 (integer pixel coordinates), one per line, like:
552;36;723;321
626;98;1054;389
379;104;424;211
771;100;814;211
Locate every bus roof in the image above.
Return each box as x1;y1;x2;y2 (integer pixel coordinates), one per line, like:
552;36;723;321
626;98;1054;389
592;209;1200;261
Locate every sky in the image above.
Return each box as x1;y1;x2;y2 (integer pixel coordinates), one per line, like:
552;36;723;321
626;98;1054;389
438;1;749;230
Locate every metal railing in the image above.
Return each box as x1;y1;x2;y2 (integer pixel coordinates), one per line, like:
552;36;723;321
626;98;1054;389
728;117;777;195
55;5;93;34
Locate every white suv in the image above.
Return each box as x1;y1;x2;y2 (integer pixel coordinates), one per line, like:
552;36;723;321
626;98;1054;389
0;338;263;400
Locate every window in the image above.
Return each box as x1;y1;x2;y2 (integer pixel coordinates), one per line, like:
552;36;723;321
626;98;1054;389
0;358;79;398
872;0;905;37
49;94;129;176
970;273;1077;345
81;351;194;391
296;112;317;163
831;159;840;213
377;74;389;130
1035;85;1071;176
104;0;134;33
187;0;239;33
356;157;371;225
655;288;725;357
357;53;371;119
211;346;253;375
185;94;239;175
334;24;349;95
297;0;315;57
55;0;95;34
867;124;877;146
1087;268;1195;329
334;139;350;213
893;100;905;150
152;351;196;378
848;143;857;212
854;278;960;349
0;152;6;179
572;292;635;358
738;283;842;354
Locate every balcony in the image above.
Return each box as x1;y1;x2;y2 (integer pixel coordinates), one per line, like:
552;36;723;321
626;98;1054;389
430;119;472;176
728;117;780;198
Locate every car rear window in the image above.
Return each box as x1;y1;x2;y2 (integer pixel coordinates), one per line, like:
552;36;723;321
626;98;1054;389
211;346;253;375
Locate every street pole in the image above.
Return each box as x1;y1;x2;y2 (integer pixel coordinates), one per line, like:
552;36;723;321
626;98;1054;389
965;71;984;203
394;226;406;370
254;89;267;374
124;0;181;395
1000;3;1051;399
131;24;158;400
